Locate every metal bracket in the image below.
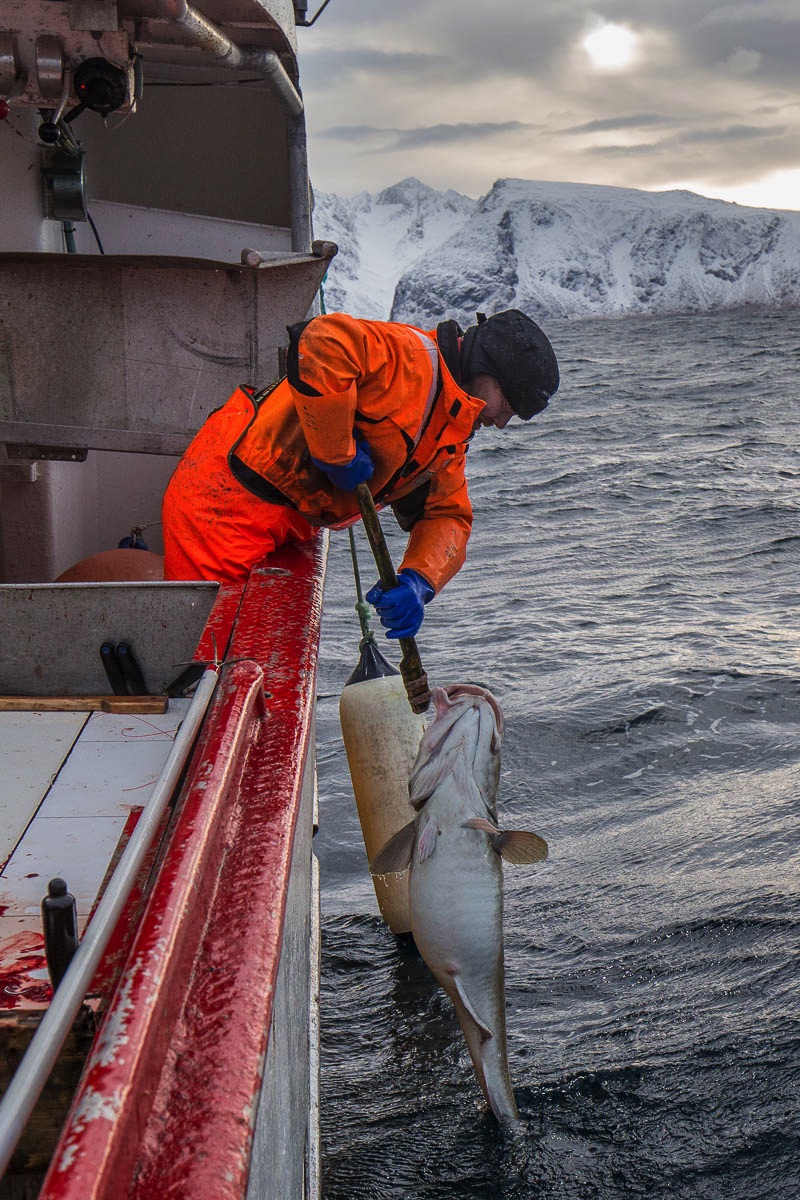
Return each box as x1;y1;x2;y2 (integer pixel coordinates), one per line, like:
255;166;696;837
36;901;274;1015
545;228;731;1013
5;442;88;462
0;461;38;483
69;1;120;33
42;149;88;222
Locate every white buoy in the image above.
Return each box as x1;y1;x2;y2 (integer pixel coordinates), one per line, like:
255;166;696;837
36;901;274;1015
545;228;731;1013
339;640;426;934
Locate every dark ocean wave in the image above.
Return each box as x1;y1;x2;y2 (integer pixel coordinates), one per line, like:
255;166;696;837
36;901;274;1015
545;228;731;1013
315;308;800;1199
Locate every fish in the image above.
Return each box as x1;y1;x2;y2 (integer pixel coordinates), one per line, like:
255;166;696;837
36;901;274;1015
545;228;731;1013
369;683;548;1122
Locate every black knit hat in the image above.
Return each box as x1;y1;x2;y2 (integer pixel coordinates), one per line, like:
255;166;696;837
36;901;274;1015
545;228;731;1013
460;309;560;419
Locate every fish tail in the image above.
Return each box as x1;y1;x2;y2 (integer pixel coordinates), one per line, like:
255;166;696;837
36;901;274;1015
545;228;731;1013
479;1044;520;1124
451;978;520;1124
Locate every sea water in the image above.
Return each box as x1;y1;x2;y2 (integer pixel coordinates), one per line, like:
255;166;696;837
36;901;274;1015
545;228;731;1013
314;308;800;1199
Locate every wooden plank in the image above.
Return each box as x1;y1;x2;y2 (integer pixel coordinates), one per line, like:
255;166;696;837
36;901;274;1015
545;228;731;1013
0;697;168;715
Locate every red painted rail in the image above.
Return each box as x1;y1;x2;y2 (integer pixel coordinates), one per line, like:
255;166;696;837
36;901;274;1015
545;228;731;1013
38;536;326;1199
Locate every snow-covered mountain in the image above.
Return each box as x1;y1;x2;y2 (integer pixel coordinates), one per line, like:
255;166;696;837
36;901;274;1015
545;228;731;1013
312;178;475;321
311;177;800;325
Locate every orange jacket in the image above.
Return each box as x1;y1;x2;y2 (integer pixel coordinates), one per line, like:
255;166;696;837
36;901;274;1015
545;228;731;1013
228;313;483;593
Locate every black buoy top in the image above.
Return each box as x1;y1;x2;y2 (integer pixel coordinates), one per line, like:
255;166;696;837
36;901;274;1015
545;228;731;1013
344;637;400;687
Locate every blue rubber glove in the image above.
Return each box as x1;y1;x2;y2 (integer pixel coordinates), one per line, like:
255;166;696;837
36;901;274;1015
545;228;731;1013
311;430;373;491
366;569;435;639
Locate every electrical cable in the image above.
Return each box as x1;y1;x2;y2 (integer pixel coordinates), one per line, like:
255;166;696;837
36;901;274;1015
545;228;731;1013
86;212;104;254
298;0;335;27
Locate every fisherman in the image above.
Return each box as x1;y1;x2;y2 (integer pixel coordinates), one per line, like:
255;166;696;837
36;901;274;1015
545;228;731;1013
162;309;559;638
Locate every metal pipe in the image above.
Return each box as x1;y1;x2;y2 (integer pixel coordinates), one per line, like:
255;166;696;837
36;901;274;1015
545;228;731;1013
240;46;303;120
0;669;219;1178
286;112;312;252
153;0;310;250
154;0;303;117
156;0;244;67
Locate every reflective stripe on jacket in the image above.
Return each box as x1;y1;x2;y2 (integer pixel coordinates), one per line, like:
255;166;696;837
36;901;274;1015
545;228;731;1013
228;313;483;593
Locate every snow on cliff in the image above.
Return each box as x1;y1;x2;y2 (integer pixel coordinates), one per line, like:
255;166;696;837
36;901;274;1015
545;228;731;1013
312;176;800;325
312;178;474;321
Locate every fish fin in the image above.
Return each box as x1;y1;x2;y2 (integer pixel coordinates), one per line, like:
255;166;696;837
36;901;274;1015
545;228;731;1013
369;822;415;875
409;745;458;807
451;974;493;1041
462;817;499;836
416;816;439;863
463;819;548;864
495;831;549;865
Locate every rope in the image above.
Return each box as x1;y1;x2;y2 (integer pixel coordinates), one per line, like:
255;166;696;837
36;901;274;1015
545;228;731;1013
348;527;374;644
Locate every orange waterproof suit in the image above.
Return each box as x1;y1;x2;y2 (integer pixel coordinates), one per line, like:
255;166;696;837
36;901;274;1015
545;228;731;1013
162;313;484;589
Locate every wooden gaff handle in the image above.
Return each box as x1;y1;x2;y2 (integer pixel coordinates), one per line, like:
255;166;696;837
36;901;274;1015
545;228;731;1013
355;483;431;713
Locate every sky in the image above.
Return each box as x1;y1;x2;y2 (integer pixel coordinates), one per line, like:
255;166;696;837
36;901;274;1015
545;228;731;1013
297;0;800;211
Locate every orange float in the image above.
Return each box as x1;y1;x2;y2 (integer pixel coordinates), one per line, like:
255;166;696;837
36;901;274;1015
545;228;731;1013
55;549;165;583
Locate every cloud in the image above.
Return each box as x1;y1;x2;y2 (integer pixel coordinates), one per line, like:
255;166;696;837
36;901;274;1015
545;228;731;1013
391;122;537;149
565;113;674;134
586;143;660;158
680;12;800;86
301;47;447;87
299;0;800;208
319;121;538;151
302;0;574;80
722;47;763;75
320;125;387;142
683;123;787;144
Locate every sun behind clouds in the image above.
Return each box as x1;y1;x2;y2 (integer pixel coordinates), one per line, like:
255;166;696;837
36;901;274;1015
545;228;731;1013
581;21;639;71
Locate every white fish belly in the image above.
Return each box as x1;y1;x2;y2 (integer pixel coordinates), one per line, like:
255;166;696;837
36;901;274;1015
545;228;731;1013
410;825;504;1022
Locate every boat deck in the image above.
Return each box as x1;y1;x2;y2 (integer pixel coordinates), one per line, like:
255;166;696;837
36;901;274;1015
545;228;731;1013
0;702;191;1013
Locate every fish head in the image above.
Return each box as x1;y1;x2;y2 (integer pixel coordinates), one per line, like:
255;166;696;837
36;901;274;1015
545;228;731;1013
435;684;503;736
409;683;503;810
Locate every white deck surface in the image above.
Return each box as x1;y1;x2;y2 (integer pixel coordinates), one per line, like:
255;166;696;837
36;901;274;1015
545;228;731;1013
2;713;89;866
0;701;190;1009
